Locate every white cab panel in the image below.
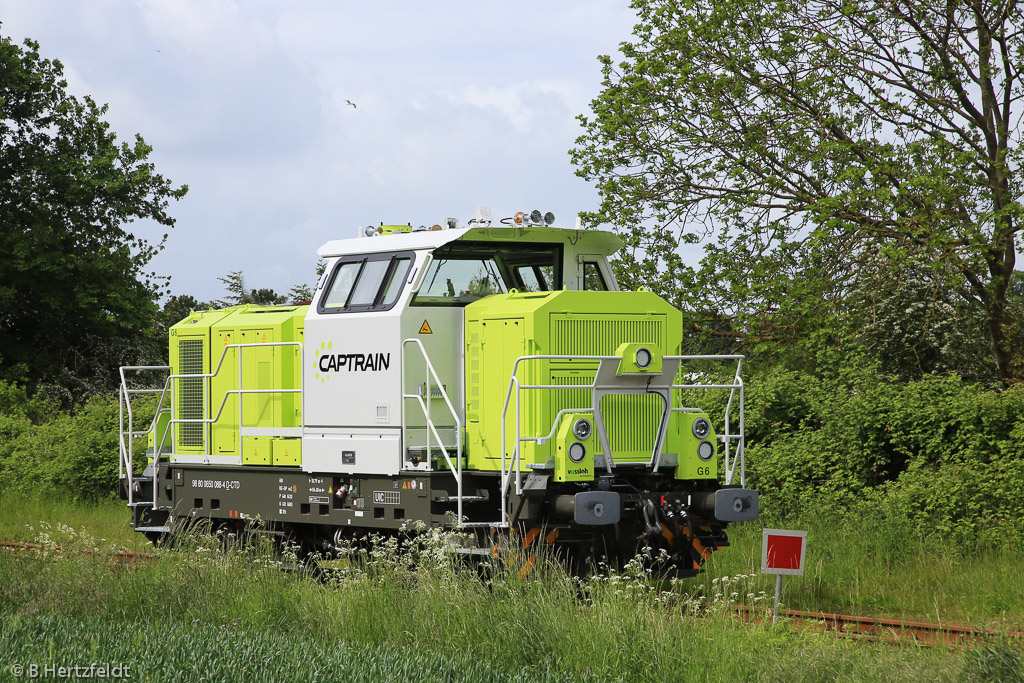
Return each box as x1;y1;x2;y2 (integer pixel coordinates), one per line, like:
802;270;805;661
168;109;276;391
301;428;401;476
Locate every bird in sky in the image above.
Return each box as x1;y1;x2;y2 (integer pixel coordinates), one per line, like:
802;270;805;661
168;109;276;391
345;99;357;109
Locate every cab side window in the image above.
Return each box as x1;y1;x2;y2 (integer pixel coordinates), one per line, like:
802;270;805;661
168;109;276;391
583;261;608;291
318;253;413;313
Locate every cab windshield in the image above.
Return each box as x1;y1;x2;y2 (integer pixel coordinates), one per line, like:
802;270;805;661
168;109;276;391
413;242;562;306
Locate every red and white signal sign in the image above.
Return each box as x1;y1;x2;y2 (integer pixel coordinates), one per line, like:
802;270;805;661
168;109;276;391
761;529;807;576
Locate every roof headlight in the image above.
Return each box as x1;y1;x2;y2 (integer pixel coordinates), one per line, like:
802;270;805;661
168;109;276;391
529;209;543;225
544;211;555;225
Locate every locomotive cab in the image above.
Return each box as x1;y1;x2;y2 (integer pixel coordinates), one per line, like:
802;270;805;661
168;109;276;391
119;209;757;576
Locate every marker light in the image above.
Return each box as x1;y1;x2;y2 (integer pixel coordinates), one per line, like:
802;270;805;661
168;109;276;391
364;226;376;237
513;211;525;225
530;209;543;224
573;418;592;440
692;417;711;439
431;224;443;231
698;440;714;461
635;347;652;369
544;211;555;225
568;442;586;463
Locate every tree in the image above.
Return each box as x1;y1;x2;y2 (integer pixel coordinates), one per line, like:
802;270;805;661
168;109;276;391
0;32;187;399
572;0;1024;384
214;271;288;307
288;259;326;305
215;262;325;308
843;254;996;382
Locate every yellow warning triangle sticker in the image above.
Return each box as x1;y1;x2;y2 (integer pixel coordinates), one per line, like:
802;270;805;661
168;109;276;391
419;320;433;334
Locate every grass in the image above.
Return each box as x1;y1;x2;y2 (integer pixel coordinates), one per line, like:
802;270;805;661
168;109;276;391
0;495;1022;625
0;514;1020;682
0;613;575;683
690;514;1024;628
0;495;146;550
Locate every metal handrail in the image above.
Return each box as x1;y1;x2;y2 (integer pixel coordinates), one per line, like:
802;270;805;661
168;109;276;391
401;338;464;522
498;353;746;521
162;341;303;457
119;366;172;507
118;341;305;510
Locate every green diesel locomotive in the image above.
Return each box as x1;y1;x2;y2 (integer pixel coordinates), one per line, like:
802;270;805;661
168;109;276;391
119;209;757;574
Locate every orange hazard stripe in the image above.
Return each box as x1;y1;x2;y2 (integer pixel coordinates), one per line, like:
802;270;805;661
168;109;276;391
517;554;536;580
679;523;714;560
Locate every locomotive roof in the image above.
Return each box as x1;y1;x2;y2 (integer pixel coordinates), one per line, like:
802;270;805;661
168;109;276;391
316;225;623;258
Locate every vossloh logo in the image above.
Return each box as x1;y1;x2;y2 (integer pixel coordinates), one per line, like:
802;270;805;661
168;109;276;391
314;341;390;382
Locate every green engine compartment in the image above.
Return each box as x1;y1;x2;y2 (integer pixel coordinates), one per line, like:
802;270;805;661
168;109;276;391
167;304;307;466
464;290;718;481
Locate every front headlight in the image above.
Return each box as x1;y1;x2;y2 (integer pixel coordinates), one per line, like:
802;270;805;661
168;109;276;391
573;418;592;440
568;442;586;463
697;440;714;461
692;417;711;439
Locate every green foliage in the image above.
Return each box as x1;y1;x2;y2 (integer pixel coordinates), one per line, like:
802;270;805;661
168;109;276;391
214;271;288;307
288;259;325;305
572;0;1024;384
968;644;1024;683
0;31;187;402
839;254;997;383
737;369;1024;543
0;383;153;500
213;267;323;307
703;508;1024;624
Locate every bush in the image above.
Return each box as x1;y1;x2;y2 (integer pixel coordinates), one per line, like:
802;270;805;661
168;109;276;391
0;384;154;500
742;369;1024;545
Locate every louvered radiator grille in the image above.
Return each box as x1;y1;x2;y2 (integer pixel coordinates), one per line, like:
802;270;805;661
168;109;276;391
546;314;667;458
177;338;204;449
549;373;661;456
550;316;663;356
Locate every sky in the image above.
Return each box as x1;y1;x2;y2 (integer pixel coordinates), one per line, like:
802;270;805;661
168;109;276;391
0;1;638;302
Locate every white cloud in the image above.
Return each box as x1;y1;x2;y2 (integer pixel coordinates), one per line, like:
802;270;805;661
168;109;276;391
0;0;638;301
457;79;586;132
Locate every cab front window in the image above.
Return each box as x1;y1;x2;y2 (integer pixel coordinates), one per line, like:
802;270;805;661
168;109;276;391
413;242;562;306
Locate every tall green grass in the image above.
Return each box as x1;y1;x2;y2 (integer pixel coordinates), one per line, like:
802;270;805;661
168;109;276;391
690;513;1024;627
0;519;1017;682
0;495;146;550
0;495;1021;625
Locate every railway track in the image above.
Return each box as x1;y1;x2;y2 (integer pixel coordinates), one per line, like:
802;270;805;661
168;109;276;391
0;539;154;568
733;605;1022;647
3;539;1021;647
